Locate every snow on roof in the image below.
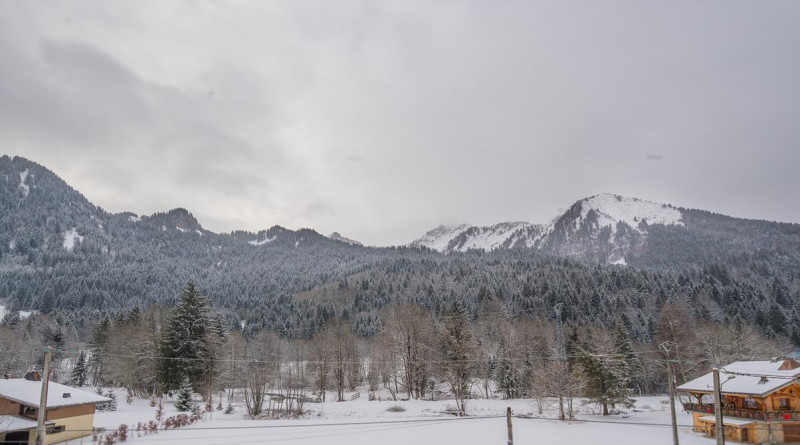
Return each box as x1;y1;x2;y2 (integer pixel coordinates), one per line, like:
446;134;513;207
677;360;800;397
0;415;37;433
0;379;110;408
698;415;756;427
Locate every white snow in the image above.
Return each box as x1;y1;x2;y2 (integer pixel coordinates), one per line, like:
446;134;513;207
697;415;755;426
196;230;203;236
410;223;546;253
62;228;83;251
410;194;685;253
452;222;543;252
409;224;472;252
176;226;187;233
18;310;37;318
77;393;713;445
0;415;37;433
0;305;38;320
611;257;627;266
249;236;276;246
677;360;800;396
0;379;109;408
18;169;29;197
294;239;300;248
128;215;141;222
577;194;683;233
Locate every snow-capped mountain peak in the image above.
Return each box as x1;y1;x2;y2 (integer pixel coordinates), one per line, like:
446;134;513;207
409;224;472;252
574;193;683;233
410;194;686;257
410;222;547;253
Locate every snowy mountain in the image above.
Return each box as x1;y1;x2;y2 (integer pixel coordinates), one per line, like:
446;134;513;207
411;194;687;263
410;222;546;252
541;194;686;264
1;155;798;335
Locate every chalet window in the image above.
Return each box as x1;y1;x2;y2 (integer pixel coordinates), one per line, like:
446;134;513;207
778;398;790;409
744;398;757;409
46;425;65;434
19;405;35;416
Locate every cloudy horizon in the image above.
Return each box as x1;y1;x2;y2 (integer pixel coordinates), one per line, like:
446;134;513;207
1;1;798;246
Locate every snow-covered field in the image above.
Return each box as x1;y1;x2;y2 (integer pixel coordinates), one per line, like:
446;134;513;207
73;390;714;445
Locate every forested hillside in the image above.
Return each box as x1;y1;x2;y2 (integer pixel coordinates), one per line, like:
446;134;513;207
1;155;798;341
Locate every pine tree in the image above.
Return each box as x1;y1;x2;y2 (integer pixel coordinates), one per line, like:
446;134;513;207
175;377;194;412
495;340;521;399
613;321;641;394
71;351;88;387
105;389;118;411
578;329;634;415
88;318;110;385
441;302;474;416
160;282;214;393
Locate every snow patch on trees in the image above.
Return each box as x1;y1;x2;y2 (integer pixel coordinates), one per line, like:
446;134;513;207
18;169;29;197
249;236;276;246
63;227;84;251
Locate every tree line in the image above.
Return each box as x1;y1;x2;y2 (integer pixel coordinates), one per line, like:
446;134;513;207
2;281;787;419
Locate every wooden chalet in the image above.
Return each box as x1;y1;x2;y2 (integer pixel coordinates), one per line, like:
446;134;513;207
0;374;109;445
677;358;800;443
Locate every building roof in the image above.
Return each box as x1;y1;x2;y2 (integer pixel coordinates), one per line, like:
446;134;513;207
0;415;38;433
677;360;800;397
698;415;756;427
0;379;110;408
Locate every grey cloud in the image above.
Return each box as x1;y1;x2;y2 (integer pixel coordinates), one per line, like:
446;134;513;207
1;1;798;245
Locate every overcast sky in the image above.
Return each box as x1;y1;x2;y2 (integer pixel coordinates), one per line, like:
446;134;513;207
1;1;798;245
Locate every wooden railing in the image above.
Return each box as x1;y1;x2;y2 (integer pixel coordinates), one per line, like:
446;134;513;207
683;403;800;422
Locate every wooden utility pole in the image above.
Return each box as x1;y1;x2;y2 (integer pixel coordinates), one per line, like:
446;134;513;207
659;341;679;445
712;368;724;445
35;347;52;445
506;407;513;445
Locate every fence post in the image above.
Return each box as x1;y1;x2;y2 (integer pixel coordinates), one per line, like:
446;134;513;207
506;407;513;445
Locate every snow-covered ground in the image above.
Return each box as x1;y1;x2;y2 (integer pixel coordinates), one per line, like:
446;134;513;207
0;304;38;320
74;390;713;445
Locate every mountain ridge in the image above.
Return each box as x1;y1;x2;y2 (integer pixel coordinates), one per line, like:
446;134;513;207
3;155;799;266
2;155;798;341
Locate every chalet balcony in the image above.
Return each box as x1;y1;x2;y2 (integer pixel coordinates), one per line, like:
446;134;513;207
683;403;800;422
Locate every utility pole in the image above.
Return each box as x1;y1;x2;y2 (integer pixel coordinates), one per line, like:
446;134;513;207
35;347;52;445
659;341;679;445
506;407;513;445
554;304;566;421
712;368;724;445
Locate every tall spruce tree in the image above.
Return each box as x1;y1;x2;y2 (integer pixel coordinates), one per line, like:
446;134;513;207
88;317;110;385
160;282;214;393
578;328;635;415
441;302;474;416
71;351;88;387
496;340;521;399
613;321;641;394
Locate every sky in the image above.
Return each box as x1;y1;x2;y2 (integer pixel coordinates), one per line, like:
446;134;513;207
1;1;798;246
